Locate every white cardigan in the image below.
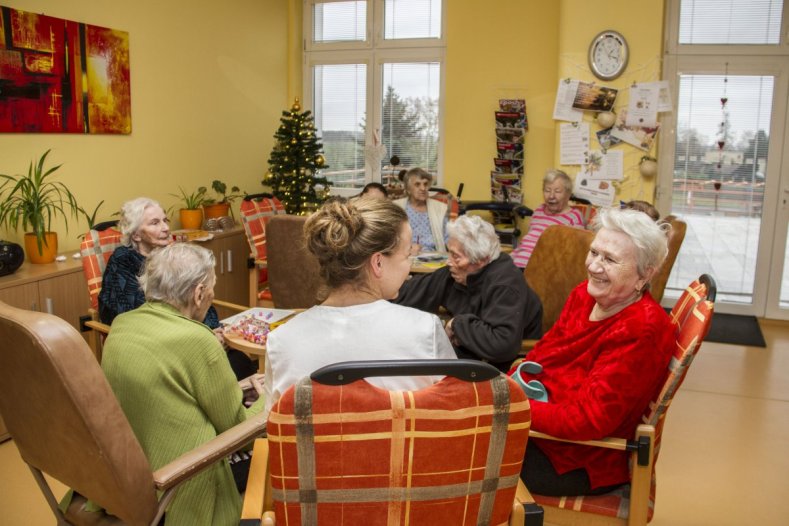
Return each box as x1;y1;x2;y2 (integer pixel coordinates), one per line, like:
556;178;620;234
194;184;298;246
394;197;448;252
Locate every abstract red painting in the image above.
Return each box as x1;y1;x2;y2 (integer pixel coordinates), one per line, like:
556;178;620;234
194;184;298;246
0;6;130;133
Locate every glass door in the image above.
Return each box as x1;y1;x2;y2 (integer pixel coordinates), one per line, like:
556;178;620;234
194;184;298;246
657;56;789;318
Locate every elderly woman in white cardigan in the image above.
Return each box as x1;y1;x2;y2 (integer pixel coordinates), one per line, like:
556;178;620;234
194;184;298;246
394;167;448;254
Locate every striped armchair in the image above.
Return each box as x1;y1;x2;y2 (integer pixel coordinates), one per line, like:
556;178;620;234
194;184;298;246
242;360;543;525
240;193;286;306
79;227;122;360
529;275;716;525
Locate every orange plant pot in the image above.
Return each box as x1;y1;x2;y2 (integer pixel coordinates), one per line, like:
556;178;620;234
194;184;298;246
203;202;230;219
179;208;204;230
24;232;58;264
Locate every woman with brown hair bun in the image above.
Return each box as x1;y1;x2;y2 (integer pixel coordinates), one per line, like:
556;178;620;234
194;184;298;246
262;198;456;417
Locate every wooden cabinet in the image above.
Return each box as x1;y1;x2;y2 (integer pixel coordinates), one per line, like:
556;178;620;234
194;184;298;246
198;227;251;319
0;257;91;442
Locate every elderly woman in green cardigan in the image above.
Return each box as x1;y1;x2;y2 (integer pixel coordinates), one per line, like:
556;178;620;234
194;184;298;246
101;243;265;525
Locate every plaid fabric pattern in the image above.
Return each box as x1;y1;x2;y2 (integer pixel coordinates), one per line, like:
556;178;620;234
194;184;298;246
240;197;286;261
267;374;531;525
533;278;714;522
429;193;459;220
79;229;123;310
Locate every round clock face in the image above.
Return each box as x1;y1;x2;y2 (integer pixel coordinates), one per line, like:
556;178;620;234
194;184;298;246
589;30;628;81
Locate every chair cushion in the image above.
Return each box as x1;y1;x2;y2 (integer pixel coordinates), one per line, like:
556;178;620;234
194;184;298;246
267;374;531;524
240;197;285;261
80;229;123;310
533;484;650;521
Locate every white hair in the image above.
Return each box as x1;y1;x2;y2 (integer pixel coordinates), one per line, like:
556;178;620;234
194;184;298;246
543;169;573;194
447;215;500;264
140;243;215;311
591;207;671;278
119;197;165;248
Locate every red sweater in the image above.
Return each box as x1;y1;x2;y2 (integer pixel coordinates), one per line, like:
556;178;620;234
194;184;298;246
511;282;675;489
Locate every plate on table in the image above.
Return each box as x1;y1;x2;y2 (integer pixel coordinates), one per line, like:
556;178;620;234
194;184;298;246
221;308;296;327
416;252;448;263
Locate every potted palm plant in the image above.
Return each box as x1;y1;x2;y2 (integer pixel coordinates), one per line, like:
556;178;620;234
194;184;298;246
0;150;81;264
202;180;244;220
171;186;207;230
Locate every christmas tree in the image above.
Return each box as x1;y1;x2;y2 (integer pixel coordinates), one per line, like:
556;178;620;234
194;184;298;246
263;98;330;215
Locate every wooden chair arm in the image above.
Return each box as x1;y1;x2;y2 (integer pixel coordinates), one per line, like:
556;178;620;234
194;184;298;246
152;412;266;491
529;430;630;452
241;438;274;523
84;319;110;334
521;339;538;353
511;478;543;526
530;424;656;466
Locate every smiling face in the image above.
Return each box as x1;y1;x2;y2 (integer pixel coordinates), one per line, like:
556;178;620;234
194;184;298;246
543;179;571;215
406;176;431;206
133;206;172;256
378;221;414;299
447;238;486;286
586;227;649;312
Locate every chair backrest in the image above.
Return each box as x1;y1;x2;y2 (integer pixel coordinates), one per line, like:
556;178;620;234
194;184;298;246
570;203;598;228
429;187;459;220
266;360;531;525
0;301;158;524
265;215;322;309
79;227;123;310
240;193;286;261
524;225;595;334
649;216;687;304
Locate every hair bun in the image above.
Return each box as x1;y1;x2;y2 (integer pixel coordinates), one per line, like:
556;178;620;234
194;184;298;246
305;199;364;258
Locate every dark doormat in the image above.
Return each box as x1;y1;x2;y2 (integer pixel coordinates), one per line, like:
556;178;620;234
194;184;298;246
704;313;766;347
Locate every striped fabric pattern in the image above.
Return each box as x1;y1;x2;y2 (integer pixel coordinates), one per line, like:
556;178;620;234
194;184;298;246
267;374;531;525
571;204;598;229
532;278;714;522
79;228;123;310
429;193;459;220
511;205;585;268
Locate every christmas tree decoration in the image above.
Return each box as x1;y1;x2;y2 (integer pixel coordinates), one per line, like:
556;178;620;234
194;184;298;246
264;98;330;214
716;64;730;171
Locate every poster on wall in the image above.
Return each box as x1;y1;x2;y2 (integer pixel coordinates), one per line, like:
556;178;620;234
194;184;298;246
0;5;131;134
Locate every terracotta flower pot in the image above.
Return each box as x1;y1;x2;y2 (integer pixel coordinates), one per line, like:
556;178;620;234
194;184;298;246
203;202;230;219
24;232;58;264
179;208;204;230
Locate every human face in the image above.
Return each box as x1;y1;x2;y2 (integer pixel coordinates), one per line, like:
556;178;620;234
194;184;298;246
407;177;430;206
447;238;486;286
134;206;171;256
543;179;570;215
193;272;216;322
586;228;648;312
379;222;414;299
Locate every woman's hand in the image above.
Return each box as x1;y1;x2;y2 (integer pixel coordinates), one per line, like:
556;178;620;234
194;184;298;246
445;318;459;346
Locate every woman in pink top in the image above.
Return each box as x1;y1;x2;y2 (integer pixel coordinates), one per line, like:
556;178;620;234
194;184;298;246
511;169;584;268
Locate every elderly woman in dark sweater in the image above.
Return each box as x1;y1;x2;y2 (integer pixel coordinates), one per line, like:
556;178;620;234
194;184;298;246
395;214;542;371
98;197;254;378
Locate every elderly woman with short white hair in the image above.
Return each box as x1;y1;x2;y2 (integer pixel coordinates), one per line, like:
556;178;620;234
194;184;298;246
98;197;256;380
395;214;543;371
394;167;448;253
101;243;264;526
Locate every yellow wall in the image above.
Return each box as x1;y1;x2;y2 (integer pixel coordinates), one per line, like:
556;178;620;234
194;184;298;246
1;0;289;253
442;0;665;207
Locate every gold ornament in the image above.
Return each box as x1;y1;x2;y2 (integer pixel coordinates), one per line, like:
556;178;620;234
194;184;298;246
292;97;301;112
291;138;297;144
264;170;273;181
315;154;325;167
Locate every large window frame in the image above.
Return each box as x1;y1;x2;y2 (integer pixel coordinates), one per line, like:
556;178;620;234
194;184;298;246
658;0;789;318
304;0;447;196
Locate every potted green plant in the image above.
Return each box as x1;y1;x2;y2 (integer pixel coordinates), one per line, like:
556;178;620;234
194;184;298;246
170;186;207;230
0;150;81;264
202;180;245;220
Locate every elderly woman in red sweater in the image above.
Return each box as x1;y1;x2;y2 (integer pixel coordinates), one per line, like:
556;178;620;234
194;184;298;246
511;206;675;496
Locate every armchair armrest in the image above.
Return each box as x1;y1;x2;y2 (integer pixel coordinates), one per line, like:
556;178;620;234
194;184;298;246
529;424;655;466
213;299;250;313
241;438;273;525
84;319;110;334
153;412;266;491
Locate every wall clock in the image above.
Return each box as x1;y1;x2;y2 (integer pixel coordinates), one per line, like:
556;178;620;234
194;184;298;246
588;30;629;81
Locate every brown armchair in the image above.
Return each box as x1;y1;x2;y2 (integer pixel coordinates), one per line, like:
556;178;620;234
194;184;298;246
265;215;323;309
0;301;265;525
650;216;687;304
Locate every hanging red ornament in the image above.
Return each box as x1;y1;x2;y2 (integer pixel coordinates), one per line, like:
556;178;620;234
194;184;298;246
721;97;728;107
718;140;725;150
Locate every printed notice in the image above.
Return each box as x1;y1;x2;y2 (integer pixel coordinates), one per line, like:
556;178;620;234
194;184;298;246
585;149;624;181
560;122;590;165
553;79;584;123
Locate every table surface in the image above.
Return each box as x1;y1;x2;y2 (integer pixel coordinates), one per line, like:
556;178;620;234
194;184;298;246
410;252;448;273
223;308;303;370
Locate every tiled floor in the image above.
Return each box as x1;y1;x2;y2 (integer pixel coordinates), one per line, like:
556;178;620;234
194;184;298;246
1;320;788;525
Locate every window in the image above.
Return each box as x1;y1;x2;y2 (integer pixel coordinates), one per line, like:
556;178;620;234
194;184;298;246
305;0;445;193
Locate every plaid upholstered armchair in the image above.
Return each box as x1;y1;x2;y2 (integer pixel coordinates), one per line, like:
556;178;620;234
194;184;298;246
242;360;544;525
240;193;286;307
528;275;716;525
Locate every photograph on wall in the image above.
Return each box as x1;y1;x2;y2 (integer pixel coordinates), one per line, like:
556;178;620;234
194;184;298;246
609;109;660;151
0;5;131;134
595;127;623;150
571;81;618;112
